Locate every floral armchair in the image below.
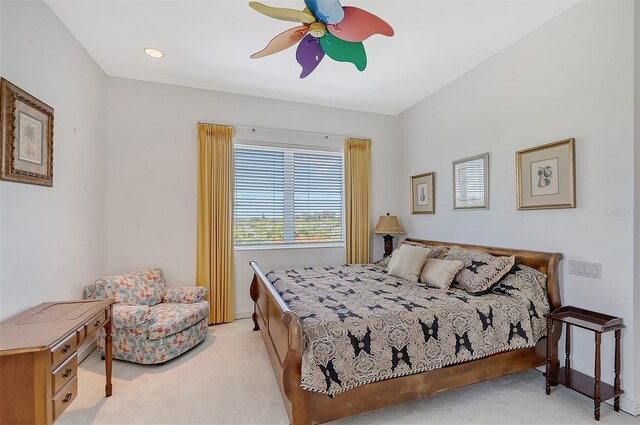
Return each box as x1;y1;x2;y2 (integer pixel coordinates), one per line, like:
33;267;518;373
84;269;209;364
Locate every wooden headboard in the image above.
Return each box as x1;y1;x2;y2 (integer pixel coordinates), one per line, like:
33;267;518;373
403;238;564;311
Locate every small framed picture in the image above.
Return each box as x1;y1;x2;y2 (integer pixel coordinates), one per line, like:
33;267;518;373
453;153;489;210
0;78;54;186
516;138;576;210
411;172;435;214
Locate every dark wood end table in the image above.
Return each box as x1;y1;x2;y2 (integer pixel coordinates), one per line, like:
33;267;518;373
544;306;624;421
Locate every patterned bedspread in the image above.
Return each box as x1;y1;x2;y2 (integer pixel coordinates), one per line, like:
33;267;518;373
267;263;549;395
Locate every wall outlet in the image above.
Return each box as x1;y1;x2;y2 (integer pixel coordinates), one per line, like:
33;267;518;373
568;260;602;279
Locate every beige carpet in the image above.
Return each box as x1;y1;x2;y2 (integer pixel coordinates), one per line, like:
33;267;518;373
58;319;637;425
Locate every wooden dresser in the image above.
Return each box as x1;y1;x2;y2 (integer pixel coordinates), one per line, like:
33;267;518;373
0;299;114;424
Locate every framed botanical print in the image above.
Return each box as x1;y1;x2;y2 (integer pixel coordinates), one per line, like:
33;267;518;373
516;138;576;210
411;172;435;214
0;78;54;186
453;153;489;210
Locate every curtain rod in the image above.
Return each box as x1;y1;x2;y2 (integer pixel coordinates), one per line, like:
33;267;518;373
196;121;369;141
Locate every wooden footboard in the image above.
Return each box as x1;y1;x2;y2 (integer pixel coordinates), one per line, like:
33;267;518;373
249;240;563;425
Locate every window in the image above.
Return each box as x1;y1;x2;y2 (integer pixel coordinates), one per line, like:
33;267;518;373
234;145;344;247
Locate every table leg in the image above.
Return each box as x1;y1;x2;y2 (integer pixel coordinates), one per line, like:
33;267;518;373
614;329;621;412
105;310;113;397
565;323;571;385
594;332;601;421
545;317;553;395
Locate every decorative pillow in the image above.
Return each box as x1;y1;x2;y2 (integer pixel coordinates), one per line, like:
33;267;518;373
419;259;465;289
387;244;431;282
374;254;393;269
425;245;450;259
402;240;450;259
444;248;515;295
491;264;548;296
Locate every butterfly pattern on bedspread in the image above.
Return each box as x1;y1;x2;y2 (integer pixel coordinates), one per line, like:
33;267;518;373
267;263;549;396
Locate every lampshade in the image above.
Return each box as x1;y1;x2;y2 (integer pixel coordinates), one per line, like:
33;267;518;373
373;214;405;235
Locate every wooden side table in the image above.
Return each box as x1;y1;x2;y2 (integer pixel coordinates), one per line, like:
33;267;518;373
544;306;624;421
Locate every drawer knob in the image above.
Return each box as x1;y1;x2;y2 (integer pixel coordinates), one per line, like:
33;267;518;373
61;344;71;354
62;393;73;403
93;319;102;327
62;368;73;378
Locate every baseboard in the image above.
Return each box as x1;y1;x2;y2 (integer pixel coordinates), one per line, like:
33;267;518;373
77;336;97;363
606;396;640;416
235;311;252;320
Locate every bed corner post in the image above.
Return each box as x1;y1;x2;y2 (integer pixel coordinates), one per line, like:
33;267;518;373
282;312;310;425
250;265;260;331
547;252;564;378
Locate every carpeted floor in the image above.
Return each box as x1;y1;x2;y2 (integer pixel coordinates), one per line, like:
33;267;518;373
58;319;638;425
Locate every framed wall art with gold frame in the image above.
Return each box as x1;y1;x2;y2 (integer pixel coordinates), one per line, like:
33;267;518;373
410;172;435;214
516;138;575;210
0;78;54;187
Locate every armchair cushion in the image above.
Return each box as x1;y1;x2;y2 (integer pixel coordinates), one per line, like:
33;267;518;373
94;269;167;306
147;303;209;340
113;305;153;328
162;286;207;304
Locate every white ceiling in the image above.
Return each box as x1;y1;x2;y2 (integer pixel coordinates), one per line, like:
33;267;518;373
46;0;579;115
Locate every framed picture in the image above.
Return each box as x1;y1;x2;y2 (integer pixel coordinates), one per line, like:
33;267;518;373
516;138;575;210
410;172;435;214
453;152;489;210
0;78;54;186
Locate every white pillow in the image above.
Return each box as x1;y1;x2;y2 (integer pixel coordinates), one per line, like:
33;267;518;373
420;258;465;289
387;244;431;282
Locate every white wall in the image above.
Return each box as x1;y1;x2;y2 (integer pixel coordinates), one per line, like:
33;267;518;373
0;0;4;311
105;77;402;317
0;0;107;321
633;0;640;408
400;0;638;409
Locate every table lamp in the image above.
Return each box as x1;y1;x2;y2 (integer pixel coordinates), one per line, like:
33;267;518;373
373;213;405;258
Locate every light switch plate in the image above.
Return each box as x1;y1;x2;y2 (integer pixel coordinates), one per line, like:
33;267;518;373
568;260;602;279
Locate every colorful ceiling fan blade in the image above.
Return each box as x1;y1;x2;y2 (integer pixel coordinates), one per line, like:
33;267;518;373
251;26;309;59
327;6;394;42
304;0;344;24
319;33;366;71
249;2;315;24
296;34;325;78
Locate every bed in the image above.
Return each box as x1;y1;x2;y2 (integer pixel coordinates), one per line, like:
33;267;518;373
249;238;563;425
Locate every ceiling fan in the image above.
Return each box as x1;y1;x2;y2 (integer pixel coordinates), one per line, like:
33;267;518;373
249;0;394;78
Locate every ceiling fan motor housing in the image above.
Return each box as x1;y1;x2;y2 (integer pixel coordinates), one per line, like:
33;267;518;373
309;22;326;38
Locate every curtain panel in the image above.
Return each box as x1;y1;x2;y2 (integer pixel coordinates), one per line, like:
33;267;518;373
345;138;371;264
197;123;235;324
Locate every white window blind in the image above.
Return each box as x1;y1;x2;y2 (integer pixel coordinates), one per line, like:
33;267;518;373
454;155;488;209
234;145;344;247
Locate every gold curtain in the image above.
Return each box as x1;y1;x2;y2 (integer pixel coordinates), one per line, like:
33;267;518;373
197;123;235;324
345;138;371;264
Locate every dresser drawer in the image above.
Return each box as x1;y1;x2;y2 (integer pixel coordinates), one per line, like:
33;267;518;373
51;333;77;367
53;376;78;422
84;310;107;338
52;354;77;396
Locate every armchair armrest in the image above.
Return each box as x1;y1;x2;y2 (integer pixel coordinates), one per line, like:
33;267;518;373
113;305;153;328
162;287;207;304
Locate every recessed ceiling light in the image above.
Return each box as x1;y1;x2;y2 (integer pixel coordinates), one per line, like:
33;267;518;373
143;47;164;58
